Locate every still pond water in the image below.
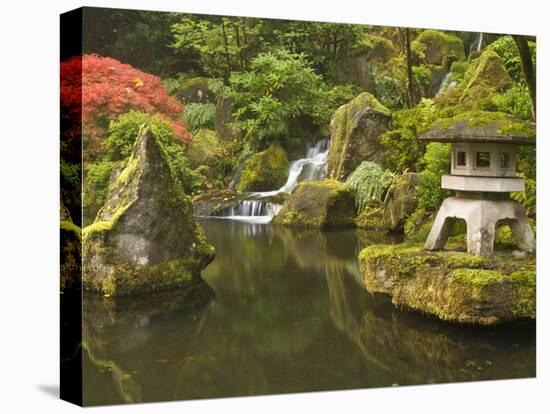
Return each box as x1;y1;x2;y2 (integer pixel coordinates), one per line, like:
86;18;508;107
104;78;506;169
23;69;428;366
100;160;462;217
83;218;535;405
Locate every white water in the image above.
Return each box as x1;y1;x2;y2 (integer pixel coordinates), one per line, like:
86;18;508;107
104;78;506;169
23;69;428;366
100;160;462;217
435;72;457;97
221;139;331;222
469;32;483;55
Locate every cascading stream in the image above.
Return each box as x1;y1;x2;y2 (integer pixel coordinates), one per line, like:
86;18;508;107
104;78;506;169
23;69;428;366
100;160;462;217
220;139;331;222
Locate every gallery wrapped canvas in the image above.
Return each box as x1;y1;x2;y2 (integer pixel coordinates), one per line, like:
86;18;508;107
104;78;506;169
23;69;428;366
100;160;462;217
60;6;536;406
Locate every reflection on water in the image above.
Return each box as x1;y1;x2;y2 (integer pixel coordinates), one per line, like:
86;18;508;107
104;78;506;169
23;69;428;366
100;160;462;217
83;219;535;406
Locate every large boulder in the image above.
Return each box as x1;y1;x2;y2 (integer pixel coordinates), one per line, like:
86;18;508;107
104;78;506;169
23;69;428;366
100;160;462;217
237;142;289;192
461;50;512;106
185;129;220;171
274;181;356;229
214;95;236;141
359;242;535;325
83;126;215;296
412;30;465;66
327;93;392;180
382;173;419;232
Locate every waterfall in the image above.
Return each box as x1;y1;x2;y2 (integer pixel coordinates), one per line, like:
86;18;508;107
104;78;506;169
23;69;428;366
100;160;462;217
219;139;331;222
469;32;483;55
435;72;457;97
476;32;483;52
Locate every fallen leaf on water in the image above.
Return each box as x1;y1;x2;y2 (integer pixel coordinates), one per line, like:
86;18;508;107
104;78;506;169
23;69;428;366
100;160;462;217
157;358;169;364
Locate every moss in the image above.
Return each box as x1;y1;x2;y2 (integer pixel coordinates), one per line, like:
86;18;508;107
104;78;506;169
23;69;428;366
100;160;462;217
60;220;81;237
274;180;356;229
430;110;535;139
237;142;289;192
359;242;536;325
444;253;488;269
355;207;386;229
327;92;391;180
185;128;220;168
413;30;465;65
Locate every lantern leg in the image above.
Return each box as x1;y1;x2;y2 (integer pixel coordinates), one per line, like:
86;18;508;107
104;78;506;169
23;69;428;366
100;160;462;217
425;199;456;251
465;213;496;256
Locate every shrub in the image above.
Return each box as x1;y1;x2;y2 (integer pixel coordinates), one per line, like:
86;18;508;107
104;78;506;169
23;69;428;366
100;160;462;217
183;103;216;132
381;98;439;172
83;159;118;225
491;84;532;120
488;35;536;84
106;111;180;160
345;161;395;213
415;142;451;213
229;49;336;147
61;54;191;161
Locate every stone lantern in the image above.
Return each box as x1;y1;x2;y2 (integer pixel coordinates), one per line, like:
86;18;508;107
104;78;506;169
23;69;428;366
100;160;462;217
419;115;535;256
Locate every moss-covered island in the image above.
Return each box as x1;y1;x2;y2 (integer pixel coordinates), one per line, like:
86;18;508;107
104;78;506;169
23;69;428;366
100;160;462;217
359;242;535;325
82;126;215;296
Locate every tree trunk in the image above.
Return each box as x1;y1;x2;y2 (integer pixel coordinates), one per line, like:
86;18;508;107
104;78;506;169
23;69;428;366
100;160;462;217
405;28;415;108
512;35;536;121
220;18;232;78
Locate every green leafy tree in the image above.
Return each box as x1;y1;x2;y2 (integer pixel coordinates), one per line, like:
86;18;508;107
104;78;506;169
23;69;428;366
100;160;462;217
229;49;341;147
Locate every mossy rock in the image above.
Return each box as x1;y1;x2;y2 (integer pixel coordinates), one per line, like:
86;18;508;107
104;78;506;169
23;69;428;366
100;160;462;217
185;128;220;171
461;50;512;108
176;76;215;104
354;34;398;62
359;243;535;325
274;180;356;229
237;142;289;192
412;30;465;66
214;95;236;141
327;92;392;180
355;207;387;230
82;126;215;296
382;173;419;232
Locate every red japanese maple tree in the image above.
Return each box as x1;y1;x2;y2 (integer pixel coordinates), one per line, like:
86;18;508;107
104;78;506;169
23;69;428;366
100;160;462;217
61;54;191;160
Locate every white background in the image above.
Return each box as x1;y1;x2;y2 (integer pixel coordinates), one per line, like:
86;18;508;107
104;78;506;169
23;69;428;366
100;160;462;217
0;0;549;412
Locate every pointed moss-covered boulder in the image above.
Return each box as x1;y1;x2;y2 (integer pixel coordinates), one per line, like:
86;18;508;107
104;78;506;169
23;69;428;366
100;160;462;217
461;50;512;106
327;93;392;180
237;142;289;192
83;126;215;296
274;181;356;229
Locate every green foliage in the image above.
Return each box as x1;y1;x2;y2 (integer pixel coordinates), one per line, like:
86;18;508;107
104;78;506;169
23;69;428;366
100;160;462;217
381;98;439;171
229;49;335;147
107;111;179;160
182;103;216;132
83;159;118;224
345;161;395;213
60;159;81;225
488;35;536;84
491;84;532;120
450;60;469;81
162;77;180;95
415;142;451;213
369;64;406;109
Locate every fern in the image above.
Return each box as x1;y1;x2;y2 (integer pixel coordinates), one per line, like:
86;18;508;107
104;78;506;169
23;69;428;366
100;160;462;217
346;161;395;213
182;103;216;132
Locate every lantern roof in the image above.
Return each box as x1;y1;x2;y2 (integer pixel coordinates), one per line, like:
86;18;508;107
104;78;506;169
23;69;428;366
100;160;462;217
418;111;535;145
